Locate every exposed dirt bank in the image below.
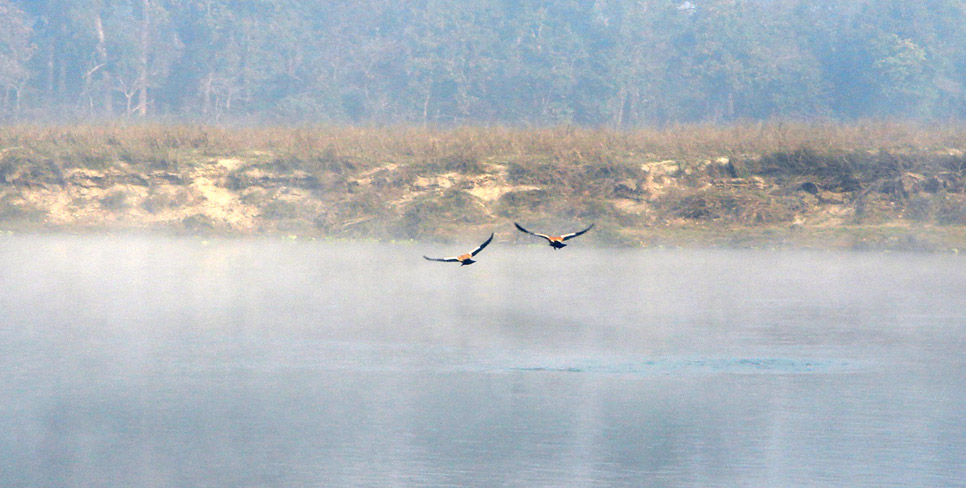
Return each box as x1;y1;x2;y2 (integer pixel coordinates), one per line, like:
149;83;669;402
2;125;965;251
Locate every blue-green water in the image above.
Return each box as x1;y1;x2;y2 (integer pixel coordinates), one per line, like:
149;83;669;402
1;235;964;487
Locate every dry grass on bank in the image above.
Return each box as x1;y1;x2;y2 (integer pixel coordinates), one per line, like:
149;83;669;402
2;122;966;250
3;120;966;167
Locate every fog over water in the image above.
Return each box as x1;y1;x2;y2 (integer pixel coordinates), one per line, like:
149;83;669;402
1;235;964;487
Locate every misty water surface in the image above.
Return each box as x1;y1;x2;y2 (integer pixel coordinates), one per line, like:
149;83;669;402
1;235;964;487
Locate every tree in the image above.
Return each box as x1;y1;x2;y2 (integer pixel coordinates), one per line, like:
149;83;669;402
609;0;690;126
6;0;966;123
402;0;502;125
0;0;36;118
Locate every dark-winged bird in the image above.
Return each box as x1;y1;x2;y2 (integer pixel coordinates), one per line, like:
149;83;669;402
514;222;594;249
423;233;494;266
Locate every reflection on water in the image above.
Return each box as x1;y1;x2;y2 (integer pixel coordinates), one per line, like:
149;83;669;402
1;235;964;487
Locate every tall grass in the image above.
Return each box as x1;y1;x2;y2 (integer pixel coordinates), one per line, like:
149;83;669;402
3;121;966;168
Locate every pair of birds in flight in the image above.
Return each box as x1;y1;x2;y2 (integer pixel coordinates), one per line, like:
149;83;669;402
423;222;595;266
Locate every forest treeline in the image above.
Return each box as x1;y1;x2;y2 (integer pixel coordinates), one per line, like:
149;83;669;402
1;1;966;125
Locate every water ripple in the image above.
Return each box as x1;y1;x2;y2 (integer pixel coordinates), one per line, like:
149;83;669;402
506;357;855;375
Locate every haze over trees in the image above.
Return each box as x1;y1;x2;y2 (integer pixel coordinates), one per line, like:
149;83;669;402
1;0;965;125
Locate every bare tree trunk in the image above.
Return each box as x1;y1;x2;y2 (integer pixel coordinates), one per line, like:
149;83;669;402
422;91;431;126
137;0;151;117
57;23;67;98
46;37;55;101
201;72;213;118
14;85;22;120
614;86;626;129
94;14;113;115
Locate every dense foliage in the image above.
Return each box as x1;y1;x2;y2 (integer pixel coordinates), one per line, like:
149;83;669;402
2;0;966;125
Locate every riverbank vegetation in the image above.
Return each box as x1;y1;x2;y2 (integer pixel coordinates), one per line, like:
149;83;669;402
2;122;966;251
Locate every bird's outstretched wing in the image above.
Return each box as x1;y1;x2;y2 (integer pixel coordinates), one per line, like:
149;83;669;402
561;223;595;241
423;255;460;263
470;233;494;256
514;222;552;242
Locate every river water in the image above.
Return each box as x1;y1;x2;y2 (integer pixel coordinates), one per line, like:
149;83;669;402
1;235;964;487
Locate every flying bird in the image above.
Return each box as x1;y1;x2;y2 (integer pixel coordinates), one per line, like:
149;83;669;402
514;222;594;249
423;233;494;266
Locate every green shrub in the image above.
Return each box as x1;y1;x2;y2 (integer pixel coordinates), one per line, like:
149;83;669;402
396;189;487;239
496;189;549;217
904;195;941;222
0;192;47;223
753;149;861;192
180;214;216;233
659;187;800;224
99;189;131;211
937;195;966;225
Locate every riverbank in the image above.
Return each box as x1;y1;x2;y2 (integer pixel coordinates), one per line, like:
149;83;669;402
2;123;965;251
